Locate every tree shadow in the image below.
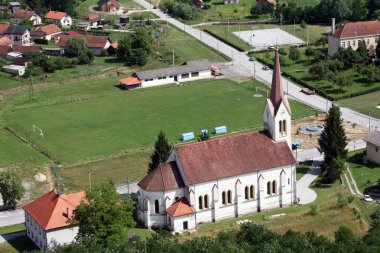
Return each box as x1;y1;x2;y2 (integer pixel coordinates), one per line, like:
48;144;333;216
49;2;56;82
6;235;37;252
105;58;124;64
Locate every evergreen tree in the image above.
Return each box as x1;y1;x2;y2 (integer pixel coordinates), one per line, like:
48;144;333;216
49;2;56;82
357;40;368;61
148;131;172;174
376;42;380;59
318;105;348;182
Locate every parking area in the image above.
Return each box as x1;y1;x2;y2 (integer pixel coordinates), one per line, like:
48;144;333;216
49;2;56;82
233;28;304;51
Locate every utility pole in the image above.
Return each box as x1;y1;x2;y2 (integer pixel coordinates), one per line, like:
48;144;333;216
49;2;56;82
280;14;282;28
227;16;230;32
172;48;175;67
254;63;256;77
287;80;289;95
293;20;295;36
88;172;92;189
369;110;372;133
200;30;202;41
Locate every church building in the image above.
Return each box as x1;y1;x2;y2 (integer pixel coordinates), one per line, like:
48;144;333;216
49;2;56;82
137;49;296;233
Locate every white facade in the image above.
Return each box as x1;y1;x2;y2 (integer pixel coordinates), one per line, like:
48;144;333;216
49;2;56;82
25;212;79;250
141;69;212;88
4;30;30;46
58;16;72;28
366;142;380;165
328;34;380;56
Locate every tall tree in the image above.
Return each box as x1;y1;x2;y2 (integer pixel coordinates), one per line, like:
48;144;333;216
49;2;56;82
66;37;87;57
351;0;368;21
318;105;348;182
74;182;135;246
357;40;368;61
148;131;172;174
288;47;300;63
0;170;25;208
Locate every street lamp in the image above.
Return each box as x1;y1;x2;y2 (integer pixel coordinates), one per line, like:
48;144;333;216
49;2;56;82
88;172;92;189
253;63;256;77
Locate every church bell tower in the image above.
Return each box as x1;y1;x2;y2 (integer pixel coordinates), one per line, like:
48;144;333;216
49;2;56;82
263;49;292;148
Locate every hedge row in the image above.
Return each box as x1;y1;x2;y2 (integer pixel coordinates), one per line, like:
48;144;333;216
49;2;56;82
254;56;380;101
86;29;111;36
202;29;245;52
33;38;48;45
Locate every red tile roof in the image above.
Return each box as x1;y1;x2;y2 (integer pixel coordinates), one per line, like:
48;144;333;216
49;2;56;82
0;46;11;58
86;13;101;22
23;190;86;230
13;45;42;53
166;197;196;217
39;24;61;35
65;30;82;36
0;37;11;46
45;11;67;20
333;21;380;39
138;162;185;191
58;35;110;48
175;131;295;185
12;9;36;19
0;24;9;35
119;76;141;86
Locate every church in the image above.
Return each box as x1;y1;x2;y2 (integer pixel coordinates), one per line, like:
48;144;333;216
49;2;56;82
137;49;297;233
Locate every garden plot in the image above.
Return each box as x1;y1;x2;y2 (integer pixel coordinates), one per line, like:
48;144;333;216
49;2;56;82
233;28;304;51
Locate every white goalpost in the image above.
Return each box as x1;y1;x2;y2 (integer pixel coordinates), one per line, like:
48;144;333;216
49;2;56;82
32;125;44;138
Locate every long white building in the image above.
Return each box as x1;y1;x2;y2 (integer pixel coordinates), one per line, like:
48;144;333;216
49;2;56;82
137;50;297;233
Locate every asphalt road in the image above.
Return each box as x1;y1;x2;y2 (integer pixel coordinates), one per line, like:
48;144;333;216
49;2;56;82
135;0;380;130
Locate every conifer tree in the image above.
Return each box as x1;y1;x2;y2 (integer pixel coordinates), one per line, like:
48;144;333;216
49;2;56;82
148;131;172;174
318;105;348;182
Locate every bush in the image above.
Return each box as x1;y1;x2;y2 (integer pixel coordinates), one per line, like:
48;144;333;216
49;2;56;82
78;50;94;65
203;3;211;9
337;193;348;208
0;59;8;68
33;38;49;45
308;205;317;215
348;195;354;203
278;48;287;56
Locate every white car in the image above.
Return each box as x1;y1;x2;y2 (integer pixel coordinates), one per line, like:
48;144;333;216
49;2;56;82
363;195;373;202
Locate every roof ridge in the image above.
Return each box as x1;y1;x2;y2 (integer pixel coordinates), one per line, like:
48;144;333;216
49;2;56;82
159;164;166;191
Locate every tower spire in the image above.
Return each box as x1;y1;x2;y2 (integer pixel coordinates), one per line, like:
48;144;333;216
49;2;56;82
270;48;284;113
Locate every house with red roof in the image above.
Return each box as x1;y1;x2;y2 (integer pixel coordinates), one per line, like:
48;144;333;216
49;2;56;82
31;24;62;40
45;11;72;28
23;190;86;250
137;50;296;233
97;0;121;12
0;24;30;46
328;20;380;56
58;34;112;55
11;9;42;26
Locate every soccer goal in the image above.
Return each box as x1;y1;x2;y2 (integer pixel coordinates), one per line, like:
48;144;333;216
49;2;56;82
32;125;44;138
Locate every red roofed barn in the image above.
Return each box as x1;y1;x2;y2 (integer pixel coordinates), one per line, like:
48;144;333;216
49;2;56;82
328;20;380;56
23;190;86;250
137;49;296;233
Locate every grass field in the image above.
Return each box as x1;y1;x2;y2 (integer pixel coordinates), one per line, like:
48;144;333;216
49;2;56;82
254;47;380;101
0;236;37;253
296;161;312;181
348;149;380;193
0;224;25;235
339;91;380;119
76;0;143;18
0;72;24;90
182;182;370;240
201;24;328;52
1;78;313;165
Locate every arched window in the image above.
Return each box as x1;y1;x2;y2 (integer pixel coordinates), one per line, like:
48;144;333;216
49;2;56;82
199;196;203;210
250;185;254;199
272;180;277;194
245;186;249;200
282;120;286;134
267;181;271;195
154;200;159;214
222;191;226;205
227;190;232;204
204;195;209;209
279;120;283;133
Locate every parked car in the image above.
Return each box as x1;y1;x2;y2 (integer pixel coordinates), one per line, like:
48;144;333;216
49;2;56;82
262;66;269;70
123;10;129;13
363;195;373;202
249;57;256;62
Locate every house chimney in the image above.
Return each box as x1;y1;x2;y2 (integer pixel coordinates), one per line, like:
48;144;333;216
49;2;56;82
66;207;70;218
332;18;335;35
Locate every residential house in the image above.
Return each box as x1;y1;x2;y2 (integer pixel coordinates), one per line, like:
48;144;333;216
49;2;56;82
328;19;380;56
9;2;21;13
13;45;42;55
11;9;42;26
97;0;121;12
363;130;380;165
77;21;91;32
137;50;296;233
0;24;30;46
23;190;86;250
58;34;111;56
45;11;72;28
120;60;213;89
85;13;101;27
31;24;62;40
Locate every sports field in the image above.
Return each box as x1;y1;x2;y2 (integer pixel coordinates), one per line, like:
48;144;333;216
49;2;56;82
1;78;313;165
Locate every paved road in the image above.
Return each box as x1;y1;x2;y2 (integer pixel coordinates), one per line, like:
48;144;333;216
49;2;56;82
297;160;322;204
0;208;24;228
134;0;380;130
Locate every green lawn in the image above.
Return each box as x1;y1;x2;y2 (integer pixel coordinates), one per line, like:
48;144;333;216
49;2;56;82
0;224;25;235
338;91;380;119
296;160;312;181
0;72;24;90
254;47;380;100
0;128;48;168
157;24;230;65
0;236;37;253
200;24;328;52
348;149;380;193
1;78;313;164
76;0;143;18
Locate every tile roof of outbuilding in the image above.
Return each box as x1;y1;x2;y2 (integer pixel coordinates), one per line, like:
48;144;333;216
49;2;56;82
12;9;36;19
138;162;185;191
175;131;295;185
332;20;380;39
45;11;67;20
166;197;196;217
23;190;86;230
38;24;61;35
58;34;110;48
364;130;380;147
13;45;42;53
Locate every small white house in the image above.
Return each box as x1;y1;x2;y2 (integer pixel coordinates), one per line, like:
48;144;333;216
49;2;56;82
23;190;85;250
363;130;380;165
122;60;213;89
45;11;72;28
3;64;25;76
11;9;42;26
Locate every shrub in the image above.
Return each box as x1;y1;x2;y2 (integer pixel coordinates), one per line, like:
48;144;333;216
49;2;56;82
33;38;49;45
337;193;348;208
203;3;211;9
348;195;354;203
308;205;317;215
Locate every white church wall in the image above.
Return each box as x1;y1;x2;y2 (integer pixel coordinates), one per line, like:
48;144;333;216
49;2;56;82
172;214;196;232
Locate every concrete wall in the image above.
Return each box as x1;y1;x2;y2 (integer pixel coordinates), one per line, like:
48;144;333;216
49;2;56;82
367;142;380;165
